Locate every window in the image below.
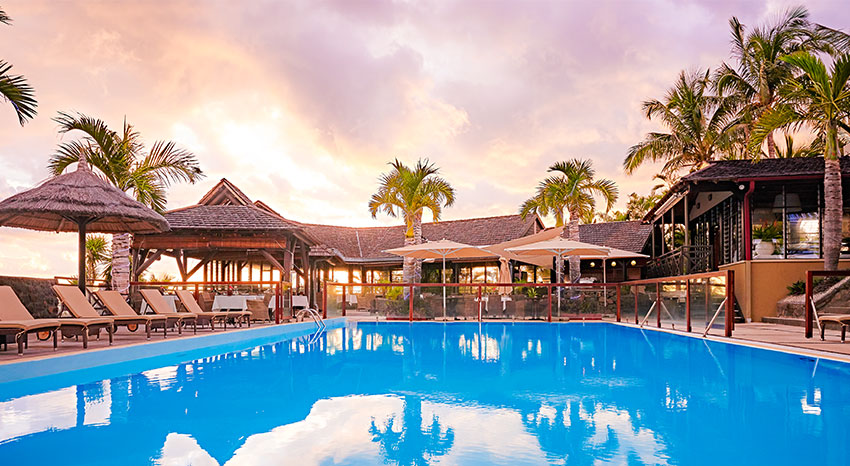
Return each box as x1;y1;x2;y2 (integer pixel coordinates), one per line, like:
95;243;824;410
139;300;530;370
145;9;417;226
784;186;819;258
751;185;784;259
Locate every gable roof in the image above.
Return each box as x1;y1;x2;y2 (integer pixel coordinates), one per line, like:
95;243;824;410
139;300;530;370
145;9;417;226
578;221;652;253
198;178;254;206
681;156;850;183
165;204;303;231
303;214;544;262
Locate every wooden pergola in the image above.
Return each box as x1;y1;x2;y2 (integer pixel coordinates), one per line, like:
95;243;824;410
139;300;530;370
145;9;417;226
131;179;318;304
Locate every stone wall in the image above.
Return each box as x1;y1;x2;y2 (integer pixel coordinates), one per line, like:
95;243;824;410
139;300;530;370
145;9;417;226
0;275;59;318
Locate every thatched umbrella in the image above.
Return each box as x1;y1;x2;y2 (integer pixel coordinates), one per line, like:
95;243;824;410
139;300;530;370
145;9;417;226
0;154;169;291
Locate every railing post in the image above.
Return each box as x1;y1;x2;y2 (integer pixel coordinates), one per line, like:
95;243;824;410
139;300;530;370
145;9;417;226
634;287;639;324
476;285;482;321
194;283;199;300
725;270;735;337
547;285;552;322
409;285;414;322
805;271;814;339
342;284;347;317
616;285;621;322
656;283;661;328
274;282;281;324
322;281;327;319
685;279;692;333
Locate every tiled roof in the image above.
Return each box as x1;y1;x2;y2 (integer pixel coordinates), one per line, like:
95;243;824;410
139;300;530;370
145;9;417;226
164;204;302;231
682;156;850;182
304;214;543;262
578;221;652;253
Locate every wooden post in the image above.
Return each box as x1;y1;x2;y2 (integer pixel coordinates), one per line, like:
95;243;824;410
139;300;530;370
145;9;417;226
656;283;661;328
342;284;347;317
805;271;814;338
477;285;483;322
275;282;281;324
634;287;639;324
547;285;552;322
685;279;691;332
409;284;414;321
725;270;735;337
616;285;621;322
322;280;328;319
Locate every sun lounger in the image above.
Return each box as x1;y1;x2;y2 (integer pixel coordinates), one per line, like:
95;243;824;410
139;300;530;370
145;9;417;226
174;290;233;329
95;290;169;339
51;285;117;345
139;289;198;334
0;286;62;355
818;314;850;342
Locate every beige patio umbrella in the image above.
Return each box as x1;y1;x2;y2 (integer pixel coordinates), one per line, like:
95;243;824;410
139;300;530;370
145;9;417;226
384;239;495;318
0;155;169;291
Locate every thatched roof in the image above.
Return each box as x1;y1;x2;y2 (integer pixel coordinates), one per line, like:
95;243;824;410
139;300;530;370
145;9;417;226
0;162;169;234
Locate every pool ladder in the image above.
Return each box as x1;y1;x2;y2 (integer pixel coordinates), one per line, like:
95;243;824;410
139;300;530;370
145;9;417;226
296;308;326;344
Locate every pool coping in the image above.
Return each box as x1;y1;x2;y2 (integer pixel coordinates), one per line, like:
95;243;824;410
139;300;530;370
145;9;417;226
0;318;346;384
609;320;850;364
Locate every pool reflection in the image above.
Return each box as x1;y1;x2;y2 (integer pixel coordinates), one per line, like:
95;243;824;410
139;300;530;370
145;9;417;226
1;322;848;465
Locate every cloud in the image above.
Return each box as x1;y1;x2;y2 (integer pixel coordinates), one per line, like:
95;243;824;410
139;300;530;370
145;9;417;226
0;0;848;277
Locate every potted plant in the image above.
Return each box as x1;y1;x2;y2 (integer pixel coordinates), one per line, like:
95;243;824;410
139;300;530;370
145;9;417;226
752;222;781;258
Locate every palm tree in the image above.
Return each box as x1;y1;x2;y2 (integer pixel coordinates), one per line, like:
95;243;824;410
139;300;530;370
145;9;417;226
0;7;36;125
48;111;204;293
716;6;849;158
520;159;617;282
368;159;456;288
775;133;821;158
624;69;741;178
749;52;850;270
85;235;112;283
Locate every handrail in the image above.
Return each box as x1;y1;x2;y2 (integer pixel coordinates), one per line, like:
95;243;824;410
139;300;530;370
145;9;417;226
324;269;736;337
804;270;850;339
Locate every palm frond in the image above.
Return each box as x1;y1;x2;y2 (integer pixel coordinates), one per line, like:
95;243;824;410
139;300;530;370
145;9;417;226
0;61;36;125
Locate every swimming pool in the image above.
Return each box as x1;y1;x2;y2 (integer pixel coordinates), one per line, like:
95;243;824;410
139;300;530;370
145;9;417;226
0;322;848;465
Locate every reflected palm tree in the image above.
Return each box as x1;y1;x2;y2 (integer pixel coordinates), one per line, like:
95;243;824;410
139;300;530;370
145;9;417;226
369;395;454;466
521;400;620;465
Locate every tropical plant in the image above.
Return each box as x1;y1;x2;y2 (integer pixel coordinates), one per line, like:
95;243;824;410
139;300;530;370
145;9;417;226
624;69;741;177
752;221;783;241
749;52;850;270
368;159;456;290
47;112;204;293
775;133;821;158
715;6;849;158
85;234;112;282
0;6;36;125
519;159;617;282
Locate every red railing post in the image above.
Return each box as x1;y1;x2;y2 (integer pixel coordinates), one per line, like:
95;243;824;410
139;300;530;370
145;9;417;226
409;285;414;322
547;285;552;322
656;284;661;328
477;285;483;321
616;285;621;322
634;287;639;324
805;271;814;339
685;279;692;333
275;282;281;324
725;270;735;337
194;283;199;300
322;281;328;319
342;285;347;317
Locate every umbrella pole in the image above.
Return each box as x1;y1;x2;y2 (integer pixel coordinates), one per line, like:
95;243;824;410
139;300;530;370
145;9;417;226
77;219;87;292
442;256;447;320
603;260;607;308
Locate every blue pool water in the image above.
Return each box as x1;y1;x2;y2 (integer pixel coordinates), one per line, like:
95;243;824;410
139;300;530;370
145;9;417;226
1;322;848;465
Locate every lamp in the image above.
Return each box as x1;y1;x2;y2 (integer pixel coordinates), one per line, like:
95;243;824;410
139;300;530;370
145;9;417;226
610;261;617;267
589;261;595;267
773;192;802;213
630;260;637;266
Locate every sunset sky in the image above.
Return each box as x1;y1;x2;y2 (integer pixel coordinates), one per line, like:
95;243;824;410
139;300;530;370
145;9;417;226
0;0;848;278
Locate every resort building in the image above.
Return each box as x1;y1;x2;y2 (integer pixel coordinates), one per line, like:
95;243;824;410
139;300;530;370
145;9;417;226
134;179;652;307
643;156;850;321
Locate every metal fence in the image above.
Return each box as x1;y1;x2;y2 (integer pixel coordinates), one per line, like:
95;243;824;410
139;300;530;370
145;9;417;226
323;269;736;337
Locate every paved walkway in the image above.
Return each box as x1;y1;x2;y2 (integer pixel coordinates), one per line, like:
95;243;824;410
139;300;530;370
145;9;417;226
716;322;850;359
0;321;277;364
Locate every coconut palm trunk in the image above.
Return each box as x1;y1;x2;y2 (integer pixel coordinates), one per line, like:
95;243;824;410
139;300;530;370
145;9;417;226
111;233;132;294
412;212;423;283
823;123;842;271
564;214;581;283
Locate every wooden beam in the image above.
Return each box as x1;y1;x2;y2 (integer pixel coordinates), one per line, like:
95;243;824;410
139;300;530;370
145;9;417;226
175;250;189;281
260;249;285;273
186;252;215;279
136;249;165;277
